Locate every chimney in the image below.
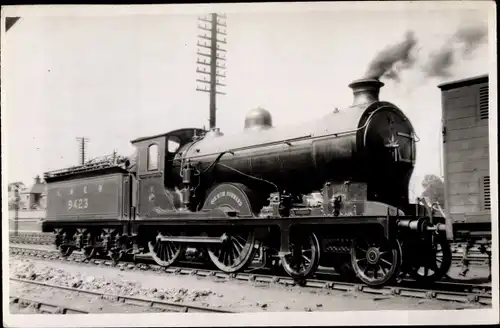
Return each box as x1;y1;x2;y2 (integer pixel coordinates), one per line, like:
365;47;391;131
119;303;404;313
348;78;384;106
34;175;41;184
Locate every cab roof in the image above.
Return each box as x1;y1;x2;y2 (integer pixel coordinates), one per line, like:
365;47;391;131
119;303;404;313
130;128;206;144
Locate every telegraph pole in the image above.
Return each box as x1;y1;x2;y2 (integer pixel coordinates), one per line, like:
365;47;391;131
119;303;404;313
196;13;227;129
76;137;90;165
14;187;20;236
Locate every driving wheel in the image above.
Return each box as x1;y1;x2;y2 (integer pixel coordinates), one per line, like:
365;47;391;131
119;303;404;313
409;234;452;283
207;231;257;273
351;236;402;286
148;233;184;267
281;232;321;279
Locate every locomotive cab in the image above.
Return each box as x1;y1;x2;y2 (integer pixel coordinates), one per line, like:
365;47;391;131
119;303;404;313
130;128;205;216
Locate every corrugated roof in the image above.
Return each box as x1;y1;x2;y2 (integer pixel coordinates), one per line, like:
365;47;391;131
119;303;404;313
30;183;46;194
438;74;488;91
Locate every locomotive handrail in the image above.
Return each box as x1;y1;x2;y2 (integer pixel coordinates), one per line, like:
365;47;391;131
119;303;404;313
397;131;420;142
432;201;446;218
415;196;453;240
177;129;356;162
431;200;454;240
179;107;386;162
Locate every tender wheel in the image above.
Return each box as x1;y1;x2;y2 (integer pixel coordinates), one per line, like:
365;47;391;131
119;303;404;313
207;231;256;273
106;235;123;262
83;246;96;260
148;233;184;267
59;245;74;257
409;234;452;283
281;232;321;279
351;236;402;287
108;248;123;262
58;230;74;257
82;230;98;260
105;230;129;263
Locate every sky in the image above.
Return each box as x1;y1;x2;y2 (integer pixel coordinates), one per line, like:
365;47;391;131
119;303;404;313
2;3;492;198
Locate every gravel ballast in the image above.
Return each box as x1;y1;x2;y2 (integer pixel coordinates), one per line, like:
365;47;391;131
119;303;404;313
9;256;485;313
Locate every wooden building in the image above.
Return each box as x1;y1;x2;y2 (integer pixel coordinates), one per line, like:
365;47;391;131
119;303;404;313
438;74;490;240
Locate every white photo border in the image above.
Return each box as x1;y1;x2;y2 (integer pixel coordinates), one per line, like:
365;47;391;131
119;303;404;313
2;1;498;327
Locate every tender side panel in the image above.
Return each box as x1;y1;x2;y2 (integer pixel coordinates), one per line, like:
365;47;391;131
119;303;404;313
46;173;125;220
442;81;490;226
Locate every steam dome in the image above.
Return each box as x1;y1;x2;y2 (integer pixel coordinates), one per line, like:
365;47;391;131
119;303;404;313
244;107;273;131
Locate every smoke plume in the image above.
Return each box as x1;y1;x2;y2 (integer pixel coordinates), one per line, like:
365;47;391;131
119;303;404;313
363;31;419;82
454;24;488;56
423;24;487;78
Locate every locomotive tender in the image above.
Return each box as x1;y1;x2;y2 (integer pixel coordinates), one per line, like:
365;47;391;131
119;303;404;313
42;78;453;287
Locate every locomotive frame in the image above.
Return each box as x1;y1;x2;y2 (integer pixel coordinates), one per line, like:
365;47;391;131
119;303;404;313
42;78;454;287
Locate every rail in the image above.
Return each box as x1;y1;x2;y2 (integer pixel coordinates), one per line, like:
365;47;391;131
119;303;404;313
11;278;234;313
10;246;492;306
10;296;89;314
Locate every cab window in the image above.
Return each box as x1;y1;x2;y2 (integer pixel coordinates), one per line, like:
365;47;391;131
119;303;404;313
167;136;180;154
147;144;159;171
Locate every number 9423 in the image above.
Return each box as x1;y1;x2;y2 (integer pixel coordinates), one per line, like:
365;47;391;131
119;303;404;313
68;198;88;210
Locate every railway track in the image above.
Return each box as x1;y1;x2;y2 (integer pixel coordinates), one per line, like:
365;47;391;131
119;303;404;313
10;277;233;314
10;296;90;314
9;233;54;246
9;233;491;266
10;246;492;306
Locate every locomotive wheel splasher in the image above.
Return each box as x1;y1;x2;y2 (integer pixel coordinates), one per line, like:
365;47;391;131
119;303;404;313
202;183;260;273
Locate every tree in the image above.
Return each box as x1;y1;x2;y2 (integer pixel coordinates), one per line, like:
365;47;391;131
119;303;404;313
420;174;445;206
8;181;25;192
8;182;25;210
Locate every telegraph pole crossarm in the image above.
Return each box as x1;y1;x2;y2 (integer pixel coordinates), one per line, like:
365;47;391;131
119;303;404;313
76;137;90;165
196;13;227;130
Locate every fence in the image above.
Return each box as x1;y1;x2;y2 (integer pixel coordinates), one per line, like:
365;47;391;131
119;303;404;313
8;210;46;233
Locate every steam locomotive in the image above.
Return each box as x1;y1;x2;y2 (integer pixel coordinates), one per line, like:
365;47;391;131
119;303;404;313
42;78;453;287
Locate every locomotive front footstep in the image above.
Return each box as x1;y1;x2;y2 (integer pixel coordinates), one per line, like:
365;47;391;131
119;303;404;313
41;78;454;288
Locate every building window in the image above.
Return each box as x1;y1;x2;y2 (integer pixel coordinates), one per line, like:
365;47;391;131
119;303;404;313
482;176;490;210
147;144;159;171
479;85;488;120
